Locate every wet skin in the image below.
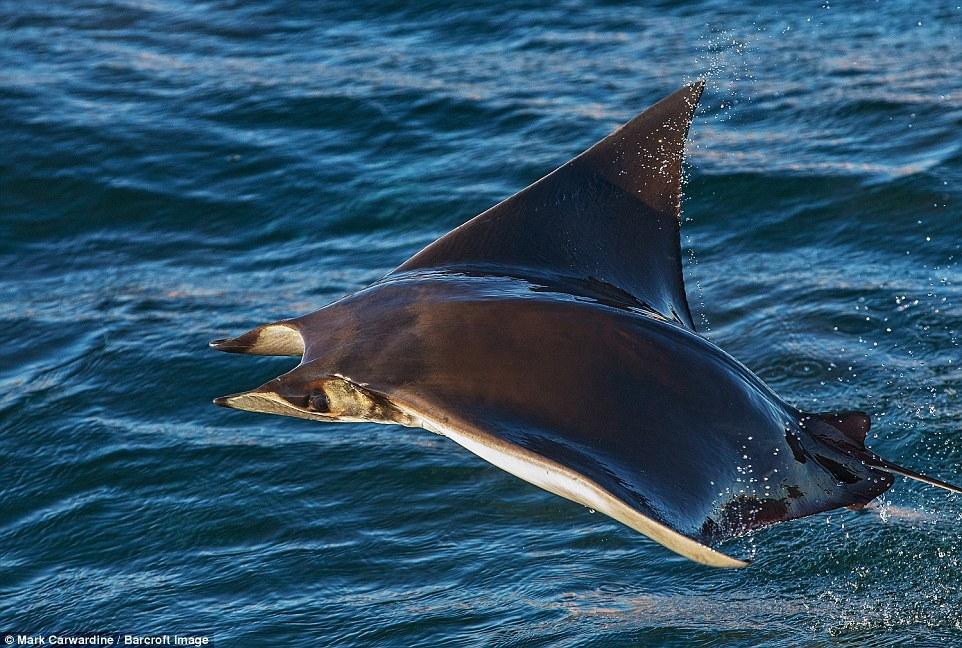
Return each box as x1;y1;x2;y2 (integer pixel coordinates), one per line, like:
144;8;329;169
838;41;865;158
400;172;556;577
280;271;893;544
211;82;960;565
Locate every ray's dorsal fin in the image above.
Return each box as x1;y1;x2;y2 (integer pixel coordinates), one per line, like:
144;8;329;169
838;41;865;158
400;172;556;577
394;82;705;329
816;411;871;446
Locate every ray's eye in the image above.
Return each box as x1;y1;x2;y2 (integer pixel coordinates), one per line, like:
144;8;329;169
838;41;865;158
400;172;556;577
308;391;329;413
282;393;310;409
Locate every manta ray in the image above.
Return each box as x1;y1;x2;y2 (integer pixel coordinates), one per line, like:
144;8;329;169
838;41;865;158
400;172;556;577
210;82;960;567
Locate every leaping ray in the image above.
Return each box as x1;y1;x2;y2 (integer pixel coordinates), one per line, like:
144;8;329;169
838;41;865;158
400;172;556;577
210;82;961;568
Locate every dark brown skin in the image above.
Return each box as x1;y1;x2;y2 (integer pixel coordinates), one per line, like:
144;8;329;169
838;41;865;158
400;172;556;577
262;273;896;543
211;82;961;560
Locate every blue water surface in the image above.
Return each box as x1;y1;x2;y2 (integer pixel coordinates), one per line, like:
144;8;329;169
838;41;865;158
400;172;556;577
2;1;961;646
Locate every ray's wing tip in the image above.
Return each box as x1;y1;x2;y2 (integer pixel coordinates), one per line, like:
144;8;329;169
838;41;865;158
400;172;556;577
689;79;706;104
676;79;705;120
701;548;751;569
659;79;704;110
727;555;751;569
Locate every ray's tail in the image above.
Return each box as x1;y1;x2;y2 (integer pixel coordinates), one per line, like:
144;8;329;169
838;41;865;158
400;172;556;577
862;455;962;495
806;410;962;496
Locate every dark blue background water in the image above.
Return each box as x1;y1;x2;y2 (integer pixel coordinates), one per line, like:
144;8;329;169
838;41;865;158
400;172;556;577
2;1;961;645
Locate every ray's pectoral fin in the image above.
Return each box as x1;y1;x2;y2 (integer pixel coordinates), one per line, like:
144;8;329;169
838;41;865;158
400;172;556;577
394;82;705;329
397;402;750;569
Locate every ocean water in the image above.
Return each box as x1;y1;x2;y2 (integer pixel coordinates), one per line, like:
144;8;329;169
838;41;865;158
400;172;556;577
2;1;961;645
